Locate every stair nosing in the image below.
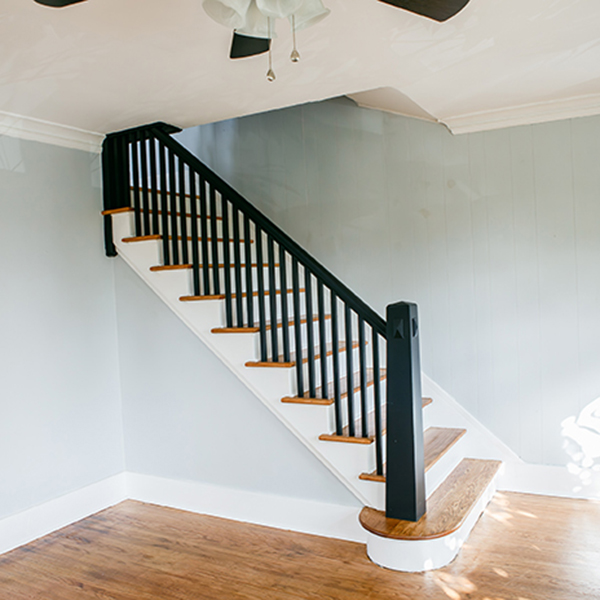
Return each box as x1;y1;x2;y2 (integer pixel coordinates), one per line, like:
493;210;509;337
359;458;502;540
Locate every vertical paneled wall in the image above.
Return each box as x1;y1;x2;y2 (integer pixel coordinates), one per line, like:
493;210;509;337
175;99;600;466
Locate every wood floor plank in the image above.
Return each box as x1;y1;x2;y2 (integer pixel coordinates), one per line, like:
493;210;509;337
2;492;600;599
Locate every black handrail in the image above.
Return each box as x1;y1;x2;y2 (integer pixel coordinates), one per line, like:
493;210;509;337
101;122;426;522
151;126;386;337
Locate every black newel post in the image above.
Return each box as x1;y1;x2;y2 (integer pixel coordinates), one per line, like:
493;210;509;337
385;301;426;521
101;123;182;258
101;134;130;257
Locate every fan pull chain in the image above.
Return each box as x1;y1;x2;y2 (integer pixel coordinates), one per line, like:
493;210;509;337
290;14;300;62
266;18;276;81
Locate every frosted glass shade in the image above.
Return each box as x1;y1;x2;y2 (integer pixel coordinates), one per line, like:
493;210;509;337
236;0;275;38
203;0;329;40
256;0;303;19
203;0;252;29
291;0;330;31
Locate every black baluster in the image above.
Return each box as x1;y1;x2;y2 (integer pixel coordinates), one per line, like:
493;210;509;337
317;281;328;400
292;257;304;397
345;304;355;437
209;185;220;295
221;195;233;328
188;169;201;297
244;216;254;328
130;133;141;237
158;141;170;265
140;135;150;236
358;316;368;438
199;178;211;295
304;269;316;398
279;245;290;363
149;138;159;236
178;158;189;265
331;292;342;434
372;329;383;477
267;237;279;362
168;150;179;264
232;206;244;327
255;226;268;361
118;135;129;210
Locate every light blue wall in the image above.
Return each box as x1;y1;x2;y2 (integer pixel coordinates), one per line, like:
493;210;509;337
175;99;600;466
114;259;360;506
0;136;124;520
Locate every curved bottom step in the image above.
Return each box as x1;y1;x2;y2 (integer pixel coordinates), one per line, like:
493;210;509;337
359;458;501;572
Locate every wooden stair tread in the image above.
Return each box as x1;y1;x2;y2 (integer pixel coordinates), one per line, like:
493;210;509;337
180;288;304;302
122;235;250;243
212;314;330;334
102;207;134;216
246;341;360;369
124;193;223;221
318;396;433;442
359;458;501;540
122;234;161;242
129;186;210;203
358;427;466;482
285;368;386;406
168;235;251;243
150;263;278;272
103;207;222;220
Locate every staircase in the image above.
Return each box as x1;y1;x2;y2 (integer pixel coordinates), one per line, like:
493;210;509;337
101;122;502;572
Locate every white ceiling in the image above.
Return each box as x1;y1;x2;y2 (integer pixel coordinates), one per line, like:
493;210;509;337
2;0;600;137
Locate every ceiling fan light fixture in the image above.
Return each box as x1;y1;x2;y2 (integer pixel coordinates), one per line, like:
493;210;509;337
236;0;276;39
256;0;303;19
33;0;87;6
289;0;330;32
202;0;252;29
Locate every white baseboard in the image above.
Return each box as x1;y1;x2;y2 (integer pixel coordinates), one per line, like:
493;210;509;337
498;461;600;500
125;472;366;543
2;463;600;561
0;473;127;556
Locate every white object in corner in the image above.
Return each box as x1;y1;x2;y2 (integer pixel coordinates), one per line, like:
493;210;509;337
0;474;127;556
364;472;498;572
0;110;104;153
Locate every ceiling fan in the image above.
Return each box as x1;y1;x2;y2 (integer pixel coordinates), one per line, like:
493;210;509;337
205;0;471;64
33;0;471;60
379;0;470;23
34;0;87;6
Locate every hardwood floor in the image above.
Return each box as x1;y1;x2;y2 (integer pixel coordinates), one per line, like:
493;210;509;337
1;492;600;599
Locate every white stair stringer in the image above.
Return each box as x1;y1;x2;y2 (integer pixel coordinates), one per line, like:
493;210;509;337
112;211;385;509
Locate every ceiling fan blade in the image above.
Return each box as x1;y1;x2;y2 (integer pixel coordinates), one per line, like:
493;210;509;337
34;0;88;6
378;0;470;22
229;33;271;60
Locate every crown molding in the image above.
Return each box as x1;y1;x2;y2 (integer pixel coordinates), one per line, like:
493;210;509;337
0;110;104;153
443;93;600;135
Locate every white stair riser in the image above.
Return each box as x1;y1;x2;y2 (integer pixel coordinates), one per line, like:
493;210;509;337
365;475;498;572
